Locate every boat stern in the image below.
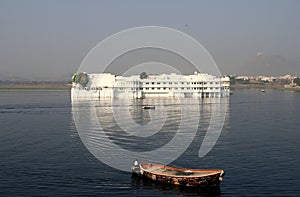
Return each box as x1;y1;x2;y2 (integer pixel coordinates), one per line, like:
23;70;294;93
131;160;141;176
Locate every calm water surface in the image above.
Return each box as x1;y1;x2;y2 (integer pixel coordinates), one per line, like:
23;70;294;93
0;88;299;196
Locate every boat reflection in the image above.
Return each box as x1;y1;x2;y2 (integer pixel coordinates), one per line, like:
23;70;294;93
131;175;221;196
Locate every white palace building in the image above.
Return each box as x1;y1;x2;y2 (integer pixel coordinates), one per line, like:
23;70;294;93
71;72;231;100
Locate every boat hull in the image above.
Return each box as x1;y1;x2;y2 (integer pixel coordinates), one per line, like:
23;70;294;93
141;105;155;109
136;163;224;187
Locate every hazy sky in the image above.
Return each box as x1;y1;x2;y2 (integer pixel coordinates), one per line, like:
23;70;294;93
0;0;300;81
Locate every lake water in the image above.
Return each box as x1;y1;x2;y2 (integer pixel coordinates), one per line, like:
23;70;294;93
0;88;300;196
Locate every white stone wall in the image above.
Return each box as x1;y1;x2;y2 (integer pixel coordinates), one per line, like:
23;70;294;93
71;72;230;100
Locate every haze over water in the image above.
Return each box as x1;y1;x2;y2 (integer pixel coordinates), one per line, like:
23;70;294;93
0;88;299;196
1;1;300;80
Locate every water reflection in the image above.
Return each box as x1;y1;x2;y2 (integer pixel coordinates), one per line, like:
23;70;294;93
72;97;230;172
131;175;221;196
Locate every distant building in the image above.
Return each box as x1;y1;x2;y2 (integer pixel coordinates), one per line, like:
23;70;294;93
260;76;277;82
284;77;300;88
279;75;294;80
235;76;250;81
71;72;230;100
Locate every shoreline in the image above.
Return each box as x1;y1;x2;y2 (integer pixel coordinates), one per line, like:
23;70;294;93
1;83;299;92
231;84;300;92
0;84;72;89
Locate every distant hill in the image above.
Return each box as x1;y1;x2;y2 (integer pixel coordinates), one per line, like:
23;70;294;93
0;72;74;83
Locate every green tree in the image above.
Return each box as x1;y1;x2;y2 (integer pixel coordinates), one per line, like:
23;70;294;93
140;72;148;79
230;76;236;85
294;77;300;86
72;72;89;87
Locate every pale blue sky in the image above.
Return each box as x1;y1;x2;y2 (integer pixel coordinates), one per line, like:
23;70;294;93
0;0;299;81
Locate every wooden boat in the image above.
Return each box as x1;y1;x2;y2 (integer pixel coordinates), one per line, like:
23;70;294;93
141;105;155;109
131;161;224;187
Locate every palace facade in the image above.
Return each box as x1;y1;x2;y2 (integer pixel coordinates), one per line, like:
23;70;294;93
71;72;230;100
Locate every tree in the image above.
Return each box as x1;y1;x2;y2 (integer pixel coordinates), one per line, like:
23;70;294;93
230;76;236;85
293;77;300;86
72;72;89;87
140;72;148;79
